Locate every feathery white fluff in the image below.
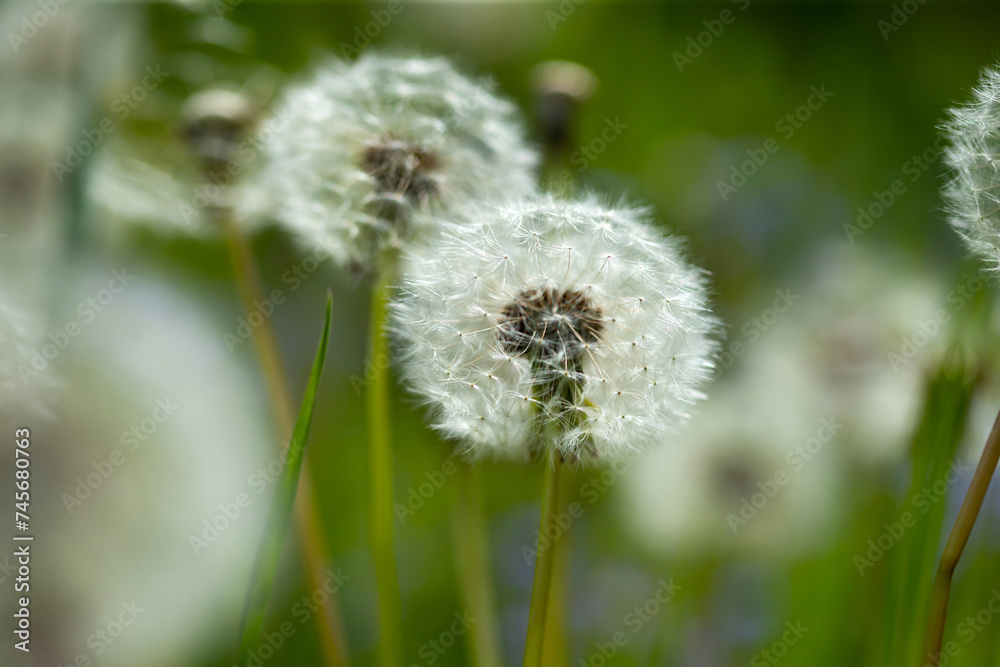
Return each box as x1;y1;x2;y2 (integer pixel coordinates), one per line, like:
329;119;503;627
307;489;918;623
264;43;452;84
943;63;1000;271
260;53;538;273
391;194;718;464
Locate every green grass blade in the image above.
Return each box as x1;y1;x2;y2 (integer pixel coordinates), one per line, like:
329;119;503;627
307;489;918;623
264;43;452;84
237;293;333;663
884;349;976;666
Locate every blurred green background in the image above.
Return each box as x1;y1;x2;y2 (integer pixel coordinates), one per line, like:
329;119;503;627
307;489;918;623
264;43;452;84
5;1;1000;666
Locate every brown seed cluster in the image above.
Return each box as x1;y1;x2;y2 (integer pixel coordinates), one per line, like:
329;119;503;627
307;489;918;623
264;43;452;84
498;287;604;361
179;90;258;172
362;139;441;202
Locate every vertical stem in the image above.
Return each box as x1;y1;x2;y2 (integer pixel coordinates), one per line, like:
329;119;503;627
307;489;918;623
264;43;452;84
453;463;504;667
540;467;570;667
523;456;567;667
368;265;401;667
222;218;349;667
921;404;1000;665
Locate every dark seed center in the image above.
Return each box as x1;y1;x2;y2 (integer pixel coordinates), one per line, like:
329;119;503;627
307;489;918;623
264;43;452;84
498;287;604;361
362;140;440;202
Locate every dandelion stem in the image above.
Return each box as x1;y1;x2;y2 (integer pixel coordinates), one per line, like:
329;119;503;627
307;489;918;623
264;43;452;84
222;218;349;667
921;404;1000;665
523;455;567;667
453;463;504;667
540;469;570;667
367;263;402;667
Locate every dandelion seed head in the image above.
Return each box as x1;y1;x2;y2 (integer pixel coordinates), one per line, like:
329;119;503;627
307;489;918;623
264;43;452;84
943;63;1000;273
391;193;719;464
180;88;259;173
89;88;269;238
260;53;538;275
621;382;843;559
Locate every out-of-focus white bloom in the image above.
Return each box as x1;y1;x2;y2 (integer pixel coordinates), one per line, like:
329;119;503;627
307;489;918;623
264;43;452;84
943;63;1000;272
89;87;272;238
37;267;273;667
740;243;946;466
621;381;844;559
260;53;538;275
391;194;718;464
0;287;56;418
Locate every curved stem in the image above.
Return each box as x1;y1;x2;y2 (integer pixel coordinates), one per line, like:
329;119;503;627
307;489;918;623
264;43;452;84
223;218;349;667
367;266;401;667
921;404;1000;665
523;456;567;667
453;463;504;667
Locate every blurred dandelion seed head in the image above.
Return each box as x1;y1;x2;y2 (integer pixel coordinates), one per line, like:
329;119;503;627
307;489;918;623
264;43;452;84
944;63;1000;273
622;382;844;559
391;193;719;464
259;52;538;275
180;88;259;174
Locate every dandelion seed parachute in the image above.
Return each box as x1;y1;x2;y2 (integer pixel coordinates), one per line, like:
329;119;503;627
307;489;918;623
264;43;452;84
943;63;1000;271
391;194;718;464
259;53;538;274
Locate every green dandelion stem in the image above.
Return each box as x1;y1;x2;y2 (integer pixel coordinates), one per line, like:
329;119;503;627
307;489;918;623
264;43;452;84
921;404;1000;665
368;262;402;667
523;455;568;667
453;462;504;667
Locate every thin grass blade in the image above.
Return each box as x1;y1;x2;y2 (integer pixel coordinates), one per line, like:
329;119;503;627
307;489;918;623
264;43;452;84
237;293;333;661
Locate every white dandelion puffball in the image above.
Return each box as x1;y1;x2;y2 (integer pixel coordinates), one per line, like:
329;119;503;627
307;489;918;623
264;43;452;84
392;194;718;464
261;52;538;273
621;381;843;559
944;63;1000;271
